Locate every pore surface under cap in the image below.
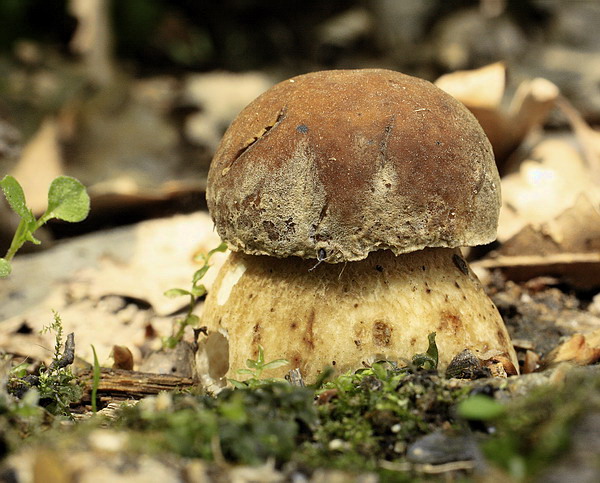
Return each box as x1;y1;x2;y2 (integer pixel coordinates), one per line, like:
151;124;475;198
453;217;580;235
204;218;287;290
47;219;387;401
207;69;500;263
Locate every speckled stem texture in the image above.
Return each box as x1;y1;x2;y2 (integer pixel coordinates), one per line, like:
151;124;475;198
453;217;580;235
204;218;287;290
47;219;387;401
199;248;517;384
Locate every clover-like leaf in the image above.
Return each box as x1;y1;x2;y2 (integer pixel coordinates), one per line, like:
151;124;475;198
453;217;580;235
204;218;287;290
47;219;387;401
45;176;90;222
0;175;35;223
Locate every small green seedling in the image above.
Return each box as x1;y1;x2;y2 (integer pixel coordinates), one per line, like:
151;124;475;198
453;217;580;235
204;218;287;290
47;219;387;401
36;311;82;418
90;345;101;413
411;332;439;370
163;242;228;348
229;345;289;388
0;175;90;277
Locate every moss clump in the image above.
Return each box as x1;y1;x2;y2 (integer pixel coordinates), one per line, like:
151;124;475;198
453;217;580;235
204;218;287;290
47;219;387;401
483;367;600;479
117;382;317;466
116;360;470;477
298;362;470;473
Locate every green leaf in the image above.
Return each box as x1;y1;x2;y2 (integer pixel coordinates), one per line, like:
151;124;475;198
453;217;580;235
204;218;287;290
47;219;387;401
261;359;289;371
91;345;101;413
207;242;228;257
371;362;388;381
45;176;90;222
192;265;211;284
457;394;505;420
0;175;34;222
163;288;192;298
256;345;265;365
228;379;247;389
412;332;439;370
24;219;41;244
190;285;207;298
184;314;200;326
0;258;11;277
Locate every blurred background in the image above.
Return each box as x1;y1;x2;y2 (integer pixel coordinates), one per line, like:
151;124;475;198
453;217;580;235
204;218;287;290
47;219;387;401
0;0;599;255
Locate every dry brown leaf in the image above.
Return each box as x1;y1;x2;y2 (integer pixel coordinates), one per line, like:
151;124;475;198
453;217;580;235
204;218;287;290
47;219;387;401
183;71;273;152
112;345;134;370
435;61;506;109
484;188;600;288
0;212;225;365
555;96;600;184
544;330;600;367
482;353;519;377
436;63;558;164
523;350;540;374
499;193;600;255
498;137;594;242
473;252;600;289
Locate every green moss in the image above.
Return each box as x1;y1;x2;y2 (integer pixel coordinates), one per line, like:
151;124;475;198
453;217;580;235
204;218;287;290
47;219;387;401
115;361;470;477
482;368;600;479
117;382;317;466
297;362;470;472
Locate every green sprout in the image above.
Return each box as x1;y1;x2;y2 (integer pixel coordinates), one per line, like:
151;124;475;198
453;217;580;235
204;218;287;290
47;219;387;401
411;332;439;370
90;345;101;413
162;242;228;348
229;345;289;388
35;311;82;418
0;175;90;277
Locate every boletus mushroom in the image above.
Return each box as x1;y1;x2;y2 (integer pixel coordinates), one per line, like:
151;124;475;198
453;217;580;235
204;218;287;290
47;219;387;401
199;69;517;386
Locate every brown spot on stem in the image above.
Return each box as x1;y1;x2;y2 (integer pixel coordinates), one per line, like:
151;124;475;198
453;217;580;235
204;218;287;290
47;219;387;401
290;352;303;368
497;329;508;346
252;322;261;345
438;312;462;332
372;320;392;346
303;309;315;349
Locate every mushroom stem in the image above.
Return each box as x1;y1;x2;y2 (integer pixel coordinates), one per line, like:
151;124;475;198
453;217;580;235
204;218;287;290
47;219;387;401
199;247;517;386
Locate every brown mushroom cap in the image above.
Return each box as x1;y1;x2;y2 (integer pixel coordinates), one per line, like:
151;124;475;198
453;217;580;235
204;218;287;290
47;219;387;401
207;69;500;263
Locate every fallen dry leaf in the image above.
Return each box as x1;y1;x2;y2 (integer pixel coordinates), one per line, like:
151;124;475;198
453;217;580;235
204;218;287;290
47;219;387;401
112;345;134;370
555;95;600;184
436;63;558;165
0;212;225;366
182;71;273;153
499;137;599;242
544;330;600;367
523;350;540;374
474;252;600;290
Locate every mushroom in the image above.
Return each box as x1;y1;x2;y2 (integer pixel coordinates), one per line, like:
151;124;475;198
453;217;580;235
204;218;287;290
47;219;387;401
198;69;517;386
